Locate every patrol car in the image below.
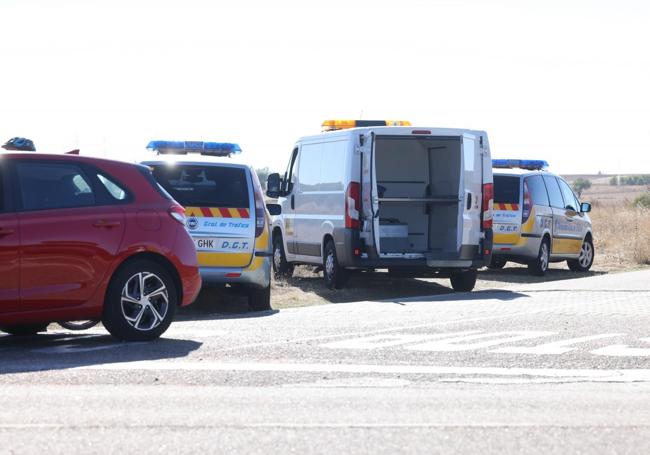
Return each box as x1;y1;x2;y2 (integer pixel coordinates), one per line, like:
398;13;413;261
490;159;594;276
141;141;274;311
266;120;494;292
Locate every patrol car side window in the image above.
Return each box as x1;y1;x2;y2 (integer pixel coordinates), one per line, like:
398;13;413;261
542;175;564;209
524;175;549;206
557;178;578;212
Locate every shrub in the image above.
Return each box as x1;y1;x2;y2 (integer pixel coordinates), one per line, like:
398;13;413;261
573;178;592;197
633;193;650;209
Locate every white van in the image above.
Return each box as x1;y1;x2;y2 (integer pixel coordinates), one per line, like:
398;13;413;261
266;120;494;292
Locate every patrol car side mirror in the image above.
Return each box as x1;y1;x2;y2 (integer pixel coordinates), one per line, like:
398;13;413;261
266;173;281;199
266;203;281;216
580;202;592;213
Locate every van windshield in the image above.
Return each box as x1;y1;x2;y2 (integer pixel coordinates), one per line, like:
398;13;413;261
494;175;520;204
150;164;249;208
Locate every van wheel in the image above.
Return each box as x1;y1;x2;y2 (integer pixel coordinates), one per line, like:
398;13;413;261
323;240;348;290
248;285;272;312
568;238;594;272
102;259;177;342
450;270;477;292
272;235;294;279
528;238;550;276
0;323;49;336
488;256;507;269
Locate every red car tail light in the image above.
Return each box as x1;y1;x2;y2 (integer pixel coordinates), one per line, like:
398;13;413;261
481;183;494;230
168;204;186;225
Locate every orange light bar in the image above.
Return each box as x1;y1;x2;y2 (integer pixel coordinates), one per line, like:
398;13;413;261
321;119;411;132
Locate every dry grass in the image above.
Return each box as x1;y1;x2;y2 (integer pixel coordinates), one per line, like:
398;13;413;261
590;203;650;267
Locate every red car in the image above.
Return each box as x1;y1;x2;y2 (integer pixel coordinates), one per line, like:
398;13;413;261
0;152;201;341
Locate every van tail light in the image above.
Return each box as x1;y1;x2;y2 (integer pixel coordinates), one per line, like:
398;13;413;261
522;180;532;224
168;204;186;225
345;182;361;229
251;170;266;238
481;183;494;230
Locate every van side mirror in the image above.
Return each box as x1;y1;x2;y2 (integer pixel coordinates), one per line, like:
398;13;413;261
580;202;592;213
266;203;281;216
266;173;281;199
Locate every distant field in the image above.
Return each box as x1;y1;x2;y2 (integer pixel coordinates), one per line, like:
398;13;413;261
563;174;648;204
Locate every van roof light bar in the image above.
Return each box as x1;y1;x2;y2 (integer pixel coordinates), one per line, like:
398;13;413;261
322;119;411;132
146;140;242;156
492;159;549;171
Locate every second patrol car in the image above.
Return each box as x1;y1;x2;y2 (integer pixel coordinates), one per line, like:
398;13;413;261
142;141;274;311
490;159;594;276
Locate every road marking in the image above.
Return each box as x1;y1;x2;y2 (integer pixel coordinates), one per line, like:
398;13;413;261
322;331;480;350
77;361;650;382
591;338;650;357
492;334;623;355
405;331;553;352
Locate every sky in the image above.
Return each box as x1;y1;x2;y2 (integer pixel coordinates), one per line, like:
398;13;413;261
1;0;649;175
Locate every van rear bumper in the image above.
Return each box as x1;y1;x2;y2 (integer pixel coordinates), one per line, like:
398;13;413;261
334;228;492;270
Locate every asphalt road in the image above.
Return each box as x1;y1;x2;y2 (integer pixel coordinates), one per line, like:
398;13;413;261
2;269;650;454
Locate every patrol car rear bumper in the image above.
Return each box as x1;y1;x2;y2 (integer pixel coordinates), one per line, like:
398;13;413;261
334;228;492;271
199;256;271;289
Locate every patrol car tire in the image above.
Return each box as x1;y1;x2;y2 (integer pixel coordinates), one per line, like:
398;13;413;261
323;240;348;290
102;259;177;342
272;235;294;279
247;285;272;312
528;238;550;276
488;257;507;269
450;270;477;292
568;237;594;272
0;323;49;336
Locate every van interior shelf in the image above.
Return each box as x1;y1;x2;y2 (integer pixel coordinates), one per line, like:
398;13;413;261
378;197;459;203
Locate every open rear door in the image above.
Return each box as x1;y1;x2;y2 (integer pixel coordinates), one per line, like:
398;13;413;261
359;131;379;257
461;133;483;249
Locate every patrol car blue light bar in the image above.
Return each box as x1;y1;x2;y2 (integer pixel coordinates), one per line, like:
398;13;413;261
146;140;242;156
492;159;549;170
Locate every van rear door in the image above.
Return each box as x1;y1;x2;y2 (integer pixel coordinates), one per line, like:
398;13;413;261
460;133;485;249
149;163;255;268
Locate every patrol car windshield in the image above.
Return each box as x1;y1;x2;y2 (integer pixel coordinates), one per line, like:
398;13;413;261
494;175;520;204
150;165;249;208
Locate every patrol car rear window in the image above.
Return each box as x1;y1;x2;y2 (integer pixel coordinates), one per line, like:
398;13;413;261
150;165;249;208
494;175;520;204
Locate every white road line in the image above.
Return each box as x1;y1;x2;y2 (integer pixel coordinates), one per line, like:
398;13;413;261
592;338;650;357
76;361;650;382
322;331;481;350
492;334;623;355
405;331;553;352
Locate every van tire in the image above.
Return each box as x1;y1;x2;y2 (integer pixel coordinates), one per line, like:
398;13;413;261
528;238;550;276
272;235;294;279
102;259;177;342
450;270;477;292
488;257;507;269
0;323;49;336
323;240;348;290
568;237;594;272
247;285;272;312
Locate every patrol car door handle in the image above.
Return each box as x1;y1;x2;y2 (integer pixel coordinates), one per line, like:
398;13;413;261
92;220;122;229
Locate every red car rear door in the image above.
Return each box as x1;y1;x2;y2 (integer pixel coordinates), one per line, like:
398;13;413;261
15;160;125;311
0;164;20;313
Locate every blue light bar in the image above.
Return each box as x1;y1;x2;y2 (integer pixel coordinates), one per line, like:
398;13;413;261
146;140;242;156
492;159;549;171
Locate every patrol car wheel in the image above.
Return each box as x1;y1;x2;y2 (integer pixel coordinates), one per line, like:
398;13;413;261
272;235;294;279
247;285;272;312
323;240;348;290
529;238;550;276
568;238;594;272
102;260;176;342
488;256;507;269
0;323;49;336
450;270;477;292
